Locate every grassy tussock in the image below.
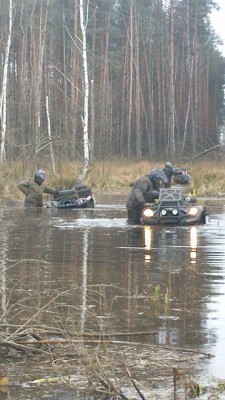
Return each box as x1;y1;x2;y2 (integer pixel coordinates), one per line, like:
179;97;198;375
0;158;225;202
187;160;225;196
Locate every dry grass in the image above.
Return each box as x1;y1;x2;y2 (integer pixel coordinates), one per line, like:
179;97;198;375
187;160;225;195
1;158;225;203
1;281;216;399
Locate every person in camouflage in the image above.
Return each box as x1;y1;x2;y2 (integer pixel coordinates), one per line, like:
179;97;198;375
18;169;58;208
162;162;182;188
126;168;168;224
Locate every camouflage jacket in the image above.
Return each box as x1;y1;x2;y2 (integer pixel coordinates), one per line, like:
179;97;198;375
18;179;56;207
126;175;158;210
162;166;182;187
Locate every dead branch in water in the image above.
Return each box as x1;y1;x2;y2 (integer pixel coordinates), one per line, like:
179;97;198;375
126;367;146;400
2;337;213;359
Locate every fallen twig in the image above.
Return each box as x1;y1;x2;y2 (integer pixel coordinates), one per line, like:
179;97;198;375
126;367;146;400
3;338;213;359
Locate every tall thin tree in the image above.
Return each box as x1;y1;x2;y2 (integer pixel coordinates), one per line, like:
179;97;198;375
0;0;13;164
77;0;90;183
167;0;176;156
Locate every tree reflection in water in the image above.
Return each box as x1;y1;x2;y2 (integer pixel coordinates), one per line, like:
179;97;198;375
0;205;225;398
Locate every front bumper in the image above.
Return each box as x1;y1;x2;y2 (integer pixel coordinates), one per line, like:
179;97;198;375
141;205;206;226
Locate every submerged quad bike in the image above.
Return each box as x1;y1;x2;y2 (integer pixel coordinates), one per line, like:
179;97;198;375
46;184;95;209
173;168;190;185
141;188;206;226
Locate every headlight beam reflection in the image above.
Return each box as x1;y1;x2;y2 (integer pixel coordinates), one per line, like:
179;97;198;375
144;226;152;263
190;226;197;264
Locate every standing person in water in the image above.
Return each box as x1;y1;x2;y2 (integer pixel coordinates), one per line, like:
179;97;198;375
126;168;168;224
18;169;58;208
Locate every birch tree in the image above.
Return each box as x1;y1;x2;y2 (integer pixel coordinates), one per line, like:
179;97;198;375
0;0;13;164
0;0;223;162
46;96;56;174
77;0;90;183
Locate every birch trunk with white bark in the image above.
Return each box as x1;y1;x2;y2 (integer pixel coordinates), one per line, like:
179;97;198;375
77;0;90;183
46;96;56;174
0;0;13;164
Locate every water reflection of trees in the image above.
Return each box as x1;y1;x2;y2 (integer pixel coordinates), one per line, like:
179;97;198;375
0;209;221;354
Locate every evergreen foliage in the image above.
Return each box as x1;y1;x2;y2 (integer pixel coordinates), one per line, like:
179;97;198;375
0;0;224;162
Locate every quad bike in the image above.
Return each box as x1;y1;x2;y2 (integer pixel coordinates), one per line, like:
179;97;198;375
46;184;95;209
173;168;190;185
141;188;206;226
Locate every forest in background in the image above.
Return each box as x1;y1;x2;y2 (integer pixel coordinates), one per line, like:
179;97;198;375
0;0;225;167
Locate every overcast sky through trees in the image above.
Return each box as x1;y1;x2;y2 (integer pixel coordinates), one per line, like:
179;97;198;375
210;0;225;56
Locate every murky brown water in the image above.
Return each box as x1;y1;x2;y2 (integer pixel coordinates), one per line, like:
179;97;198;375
1;194;225;399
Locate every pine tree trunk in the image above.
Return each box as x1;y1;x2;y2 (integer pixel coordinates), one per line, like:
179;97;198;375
167;0;175;156
127;0;133;159
134;1;141;159
30;0;49;152
70;0;79;156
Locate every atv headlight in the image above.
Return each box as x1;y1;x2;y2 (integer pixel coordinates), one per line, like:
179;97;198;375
172;209;178;215
143;208;154;217
187;207;199;216
161;209;167;216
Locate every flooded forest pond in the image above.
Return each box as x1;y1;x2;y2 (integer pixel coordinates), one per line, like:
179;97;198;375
1;192;225;399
